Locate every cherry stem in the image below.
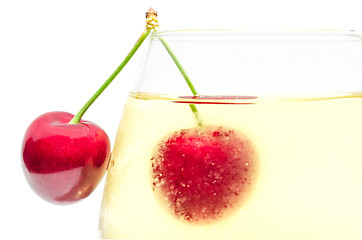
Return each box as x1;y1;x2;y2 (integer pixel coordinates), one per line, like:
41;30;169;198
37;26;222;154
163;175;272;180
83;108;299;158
69;8;203;127
154;29;204;127
69;28;152;124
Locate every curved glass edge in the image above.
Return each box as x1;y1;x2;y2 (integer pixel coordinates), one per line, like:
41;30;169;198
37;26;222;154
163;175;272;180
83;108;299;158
151;29;362;42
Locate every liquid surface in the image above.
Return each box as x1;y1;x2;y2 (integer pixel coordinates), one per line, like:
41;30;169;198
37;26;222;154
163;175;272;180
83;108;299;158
99;92;362;240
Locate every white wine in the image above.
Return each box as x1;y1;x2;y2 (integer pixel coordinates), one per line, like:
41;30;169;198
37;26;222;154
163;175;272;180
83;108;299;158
99;92;362;240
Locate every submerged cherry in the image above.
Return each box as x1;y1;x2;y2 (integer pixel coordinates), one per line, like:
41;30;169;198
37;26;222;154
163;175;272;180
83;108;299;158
149;18;259;222
22;112;110;203
152;126;258;222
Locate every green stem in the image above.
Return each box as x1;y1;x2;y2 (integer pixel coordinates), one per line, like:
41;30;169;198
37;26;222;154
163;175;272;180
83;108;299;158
154;29;204;127
69;28;152;124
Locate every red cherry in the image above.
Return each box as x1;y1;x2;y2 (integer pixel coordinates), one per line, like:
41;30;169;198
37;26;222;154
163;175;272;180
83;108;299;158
21;111;110;204
151;126;258;223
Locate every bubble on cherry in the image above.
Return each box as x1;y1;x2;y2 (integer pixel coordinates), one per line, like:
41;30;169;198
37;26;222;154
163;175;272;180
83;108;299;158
151;126;259;223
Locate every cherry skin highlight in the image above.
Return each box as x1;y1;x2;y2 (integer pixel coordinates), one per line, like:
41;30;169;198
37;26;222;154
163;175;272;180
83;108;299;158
21;111;111;204
151;126;258;223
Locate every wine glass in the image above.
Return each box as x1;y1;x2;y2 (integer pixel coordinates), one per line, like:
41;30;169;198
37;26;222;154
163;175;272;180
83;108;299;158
99;29;362;240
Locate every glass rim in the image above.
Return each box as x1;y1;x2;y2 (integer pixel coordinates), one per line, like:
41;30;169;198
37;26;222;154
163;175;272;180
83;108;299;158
151;29;362;42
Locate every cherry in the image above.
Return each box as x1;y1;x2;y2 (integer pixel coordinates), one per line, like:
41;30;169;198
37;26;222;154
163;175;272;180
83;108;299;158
20;9;158;204
151;126;258;222
21;112;110;203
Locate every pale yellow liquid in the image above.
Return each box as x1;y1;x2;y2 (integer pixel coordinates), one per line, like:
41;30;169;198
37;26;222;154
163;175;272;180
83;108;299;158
99;92;362;240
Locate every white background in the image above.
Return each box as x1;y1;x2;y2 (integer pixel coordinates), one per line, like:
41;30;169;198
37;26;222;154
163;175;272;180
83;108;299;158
1;0;362;239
